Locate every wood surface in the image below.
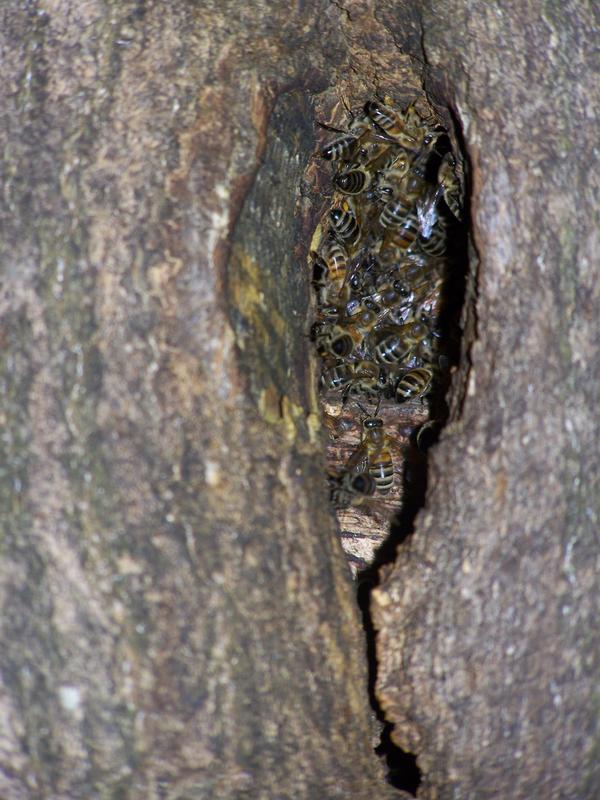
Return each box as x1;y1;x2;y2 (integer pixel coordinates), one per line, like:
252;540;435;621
0;1;598;799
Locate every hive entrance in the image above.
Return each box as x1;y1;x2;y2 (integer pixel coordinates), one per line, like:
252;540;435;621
308;91;469;793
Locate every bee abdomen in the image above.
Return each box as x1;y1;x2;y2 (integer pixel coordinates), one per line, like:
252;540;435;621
395;367;433;402
320;362;353;392
334;169;369;195
330;207;360;244
369;453;394;493
444;187;462;219
321;237;348;281
364;101;398;136
418;224;447;257
321;134;358;161
379;198;411;229
374;333;410;364
393;216;420;250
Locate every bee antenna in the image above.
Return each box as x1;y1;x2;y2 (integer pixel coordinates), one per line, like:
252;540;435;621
354;400;369;418
338;91;352;118
317;120;345;134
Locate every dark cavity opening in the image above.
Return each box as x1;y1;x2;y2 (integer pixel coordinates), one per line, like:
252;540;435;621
355;104;470;795
307;91;470;792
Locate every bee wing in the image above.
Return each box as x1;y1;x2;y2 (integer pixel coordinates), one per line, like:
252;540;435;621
416;189;441;240
347;496;396;522
344;443;370;475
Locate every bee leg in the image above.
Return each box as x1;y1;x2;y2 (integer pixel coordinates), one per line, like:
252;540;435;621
317;120;346;134
341;382;355;406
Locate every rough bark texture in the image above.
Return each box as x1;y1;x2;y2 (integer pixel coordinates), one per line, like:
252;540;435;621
373;2;600;799
1;1;598;799
0;1;417;798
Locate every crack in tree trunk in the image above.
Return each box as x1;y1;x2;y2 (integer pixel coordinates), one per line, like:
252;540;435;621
1;1;598;799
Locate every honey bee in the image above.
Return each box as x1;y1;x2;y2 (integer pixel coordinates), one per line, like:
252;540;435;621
349;305;392;348
436;152;463;219
378;166;431;251
375;281;406;307
356;140;395;168
376;160;426;204
334;166;372;195
402;101;442;149
373;319;430;364
379;201;421;252
330;470;377;509
319;107;373;162
343;360;387;400
320;360;354;393
346;108;372;138
413;329;443;364
365;100;420;150
386;256;440;294
319;235;348;285
321;133;360;162
395;367;433;403
315;324;357;359
346;408;394;494
344;248;381;296
418;220;448;257
330;205;360;246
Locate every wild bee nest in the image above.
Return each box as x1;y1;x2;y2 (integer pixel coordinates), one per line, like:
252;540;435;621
310;96;464;575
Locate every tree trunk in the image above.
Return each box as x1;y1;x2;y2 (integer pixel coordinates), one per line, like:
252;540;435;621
1;1;598;799
373;2;600;798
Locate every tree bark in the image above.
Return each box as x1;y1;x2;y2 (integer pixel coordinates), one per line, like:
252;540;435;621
1;1;598;799
373;2;600;798
0;1;419;797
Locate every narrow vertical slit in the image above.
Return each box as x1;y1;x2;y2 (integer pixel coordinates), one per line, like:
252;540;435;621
307;90;470;793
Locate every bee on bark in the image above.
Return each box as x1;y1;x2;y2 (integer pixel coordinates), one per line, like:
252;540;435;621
345;408;395;494
319;106;374;162
313;95;461;530
365;100;420;150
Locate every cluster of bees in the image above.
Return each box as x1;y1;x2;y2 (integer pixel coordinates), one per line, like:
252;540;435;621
310;97;463;516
